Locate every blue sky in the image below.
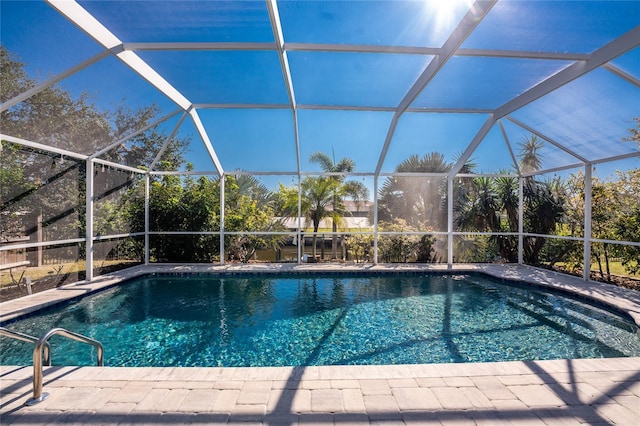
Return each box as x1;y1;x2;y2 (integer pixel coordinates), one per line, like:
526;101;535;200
1;0;638;188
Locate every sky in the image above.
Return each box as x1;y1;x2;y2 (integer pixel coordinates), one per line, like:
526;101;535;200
1;0;639;190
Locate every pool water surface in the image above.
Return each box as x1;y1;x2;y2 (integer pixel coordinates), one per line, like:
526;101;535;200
1;273;639;367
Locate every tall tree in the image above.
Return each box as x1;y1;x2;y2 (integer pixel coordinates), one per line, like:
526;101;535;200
623;117;640;150
277;177;348;260
453;135;566;264
566;167;640;279
518;135;544;174
308;151;369;259
378;152;450;231
2;46;107;247
1;45;189;268
454;173;521;262
224;175;285;262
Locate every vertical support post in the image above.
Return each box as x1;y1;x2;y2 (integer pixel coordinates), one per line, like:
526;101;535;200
36;213;43;267
373;176;379;264
144;174;150;265
219;175;225;265
583;164;593;281
297;175;302;264
447;176;454;266
85;159;94;282
518;176;524;264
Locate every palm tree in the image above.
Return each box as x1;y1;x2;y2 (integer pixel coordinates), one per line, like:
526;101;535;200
454;174;519;262
233;172;276;209
517;135;567;264
309;151;369;259
276;176;339;259
518;135;544;174
453;134;566;264
522;176;566;264
378;152;450;230
301;176;340;259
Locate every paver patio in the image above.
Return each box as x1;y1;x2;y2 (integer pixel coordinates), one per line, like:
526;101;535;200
1;358;639;425
1;264;639;424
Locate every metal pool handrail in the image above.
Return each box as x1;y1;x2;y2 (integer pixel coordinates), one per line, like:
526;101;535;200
25;328;104;406
0;327;51;366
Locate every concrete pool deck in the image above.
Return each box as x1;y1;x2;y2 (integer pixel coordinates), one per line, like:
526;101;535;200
1;263;639;424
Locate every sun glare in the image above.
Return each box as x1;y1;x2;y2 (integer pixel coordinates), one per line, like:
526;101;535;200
423;0;474;35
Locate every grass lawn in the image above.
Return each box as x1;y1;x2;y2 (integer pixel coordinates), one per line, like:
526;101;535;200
590;260;637;278
0;260;138;288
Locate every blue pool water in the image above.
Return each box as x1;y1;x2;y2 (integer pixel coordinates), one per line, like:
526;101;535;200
1;273;639;367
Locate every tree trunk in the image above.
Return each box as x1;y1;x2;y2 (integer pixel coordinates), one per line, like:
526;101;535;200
594;246;604;280
603;243;611;282
526;236;545;265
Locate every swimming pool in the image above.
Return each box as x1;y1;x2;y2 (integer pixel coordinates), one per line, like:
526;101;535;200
1;272;639;367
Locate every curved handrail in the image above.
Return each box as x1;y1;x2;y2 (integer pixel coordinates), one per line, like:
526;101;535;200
0;327;51;366
26;328;104;406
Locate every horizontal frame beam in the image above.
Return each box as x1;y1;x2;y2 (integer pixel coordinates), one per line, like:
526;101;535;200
0;238;85;252
121;41;592;61
1;134;88;161
192;103;493;114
